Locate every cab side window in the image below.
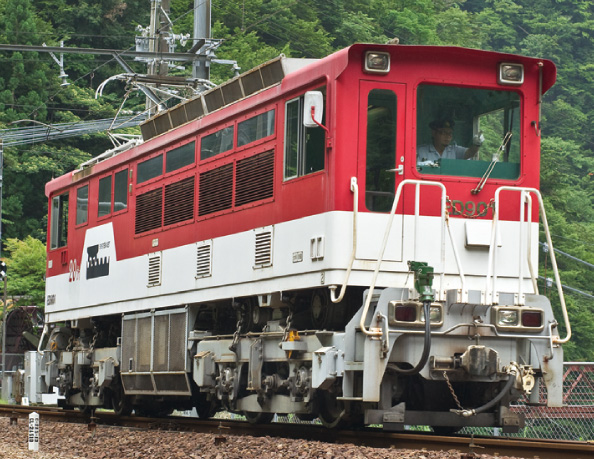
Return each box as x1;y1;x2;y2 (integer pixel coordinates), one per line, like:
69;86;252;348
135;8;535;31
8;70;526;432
284;88;325;180
50;193;69;249
76;185;88;225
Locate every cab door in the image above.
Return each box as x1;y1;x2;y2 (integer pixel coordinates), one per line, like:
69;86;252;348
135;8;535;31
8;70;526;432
356;81;406;261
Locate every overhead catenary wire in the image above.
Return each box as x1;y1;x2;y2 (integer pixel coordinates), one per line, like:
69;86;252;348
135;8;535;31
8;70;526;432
540;241;594;269
0;115;147;147
538;276;594;300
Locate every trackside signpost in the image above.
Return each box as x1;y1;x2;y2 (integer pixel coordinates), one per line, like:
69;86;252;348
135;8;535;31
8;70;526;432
28;411;39;452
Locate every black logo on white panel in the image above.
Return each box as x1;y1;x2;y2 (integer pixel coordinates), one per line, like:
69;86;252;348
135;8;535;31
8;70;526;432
86;244;110;279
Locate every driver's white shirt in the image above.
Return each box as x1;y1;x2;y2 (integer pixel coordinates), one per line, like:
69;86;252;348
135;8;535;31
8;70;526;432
417;143;467;163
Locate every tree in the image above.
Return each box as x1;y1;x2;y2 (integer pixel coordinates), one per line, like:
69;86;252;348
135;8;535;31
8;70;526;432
3;236;46;307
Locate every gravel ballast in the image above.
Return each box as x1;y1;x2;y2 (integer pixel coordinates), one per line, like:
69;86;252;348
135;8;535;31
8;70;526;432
0;417;527;459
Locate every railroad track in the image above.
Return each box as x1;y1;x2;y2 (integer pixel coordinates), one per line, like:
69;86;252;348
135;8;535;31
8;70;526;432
1;404;592;459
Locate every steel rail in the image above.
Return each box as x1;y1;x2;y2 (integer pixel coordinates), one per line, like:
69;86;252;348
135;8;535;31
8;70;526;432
1;404;592;458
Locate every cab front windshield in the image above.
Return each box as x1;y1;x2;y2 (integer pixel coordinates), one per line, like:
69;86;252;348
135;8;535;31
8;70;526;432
416;84;521;179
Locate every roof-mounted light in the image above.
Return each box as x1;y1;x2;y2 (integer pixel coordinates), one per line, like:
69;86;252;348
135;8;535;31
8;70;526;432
364;51;390;74
498;63;524;85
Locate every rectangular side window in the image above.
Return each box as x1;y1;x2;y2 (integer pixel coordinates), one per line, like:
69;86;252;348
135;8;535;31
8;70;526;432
76;185;88;225
200;126;234;160
50;193;69;249
284;90;325;181
366;89;396;212
237;110;275;147
166;141;195;173
137;154;163;184
114;169;128;212
284;99;300;179
98;176;112;218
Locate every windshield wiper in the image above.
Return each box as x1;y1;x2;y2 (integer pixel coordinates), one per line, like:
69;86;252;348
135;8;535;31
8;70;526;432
471;131;513;195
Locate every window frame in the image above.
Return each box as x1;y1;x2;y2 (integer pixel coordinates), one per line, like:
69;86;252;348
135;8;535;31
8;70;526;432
283;89;326;182
97;167;130;220
75;184;89;227
49;192;69;250
199;123;235;162
97;175;112;219
137;153;164;186
237;108;276;150
414;82;523;182
165;140;196;175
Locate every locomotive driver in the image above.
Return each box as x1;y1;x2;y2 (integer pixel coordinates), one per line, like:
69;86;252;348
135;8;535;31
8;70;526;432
417;118;483;164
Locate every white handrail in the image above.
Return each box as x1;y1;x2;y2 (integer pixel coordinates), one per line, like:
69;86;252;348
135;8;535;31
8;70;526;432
488;187;570;344
329;177;358;303
358;180;465;336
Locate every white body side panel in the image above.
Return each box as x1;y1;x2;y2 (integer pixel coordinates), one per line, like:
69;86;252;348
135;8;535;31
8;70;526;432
45;211;539;322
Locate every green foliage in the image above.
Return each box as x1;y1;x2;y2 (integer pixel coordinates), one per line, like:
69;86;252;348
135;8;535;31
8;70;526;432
4;236;46;307
0;0;591;361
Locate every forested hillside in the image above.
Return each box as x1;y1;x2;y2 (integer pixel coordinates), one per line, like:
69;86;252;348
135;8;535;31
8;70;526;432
0;0;592;360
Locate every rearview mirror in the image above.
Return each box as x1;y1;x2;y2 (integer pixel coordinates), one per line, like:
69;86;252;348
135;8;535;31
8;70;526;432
303;91;324;128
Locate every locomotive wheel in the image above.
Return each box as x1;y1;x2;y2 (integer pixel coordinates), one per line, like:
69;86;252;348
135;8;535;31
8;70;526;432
311;290;333;329
110;376;132;416
243;411;274;424
195;394;218;419
112;387;132;416
317;392;346;428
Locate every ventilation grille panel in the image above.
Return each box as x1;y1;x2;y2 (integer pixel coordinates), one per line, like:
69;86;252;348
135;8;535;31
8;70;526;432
235;150;274;207
136;188;163;234
153;314;169;372
148;253;162;287
254;230;273;268
199;164;233;216
137;317;152;372
196;242;212;278
164;176;195;226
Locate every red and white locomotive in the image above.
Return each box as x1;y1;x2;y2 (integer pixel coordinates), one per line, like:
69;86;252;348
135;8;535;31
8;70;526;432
26;43;569;432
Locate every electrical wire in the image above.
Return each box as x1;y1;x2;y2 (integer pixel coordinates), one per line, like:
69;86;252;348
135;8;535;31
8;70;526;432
0;115;146;147
540;242;594;269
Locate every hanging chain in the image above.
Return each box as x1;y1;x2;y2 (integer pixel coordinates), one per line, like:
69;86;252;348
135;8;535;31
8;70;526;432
89;331;98;352
66;335;74;352
229;313;244;353
443;371;465;411
282;310;294;342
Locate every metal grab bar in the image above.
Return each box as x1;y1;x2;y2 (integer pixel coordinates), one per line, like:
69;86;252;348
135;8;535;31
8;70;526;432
329;177;358;303
487;186;570;344
359;179;465;336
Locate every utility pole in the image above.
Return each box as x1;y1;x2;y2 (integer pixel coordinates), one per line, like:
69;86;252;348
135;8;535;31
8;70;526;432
193;0;211;81
0;138;5;385
145;0;172;114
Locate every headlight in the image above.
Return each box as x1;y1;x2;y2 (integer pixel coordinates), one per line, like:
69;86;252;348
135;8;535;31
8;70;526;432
492;306;544;332
498;62;524;85
420;306;443;324
497;309;519;326
364;51;390;74
388;301;443;327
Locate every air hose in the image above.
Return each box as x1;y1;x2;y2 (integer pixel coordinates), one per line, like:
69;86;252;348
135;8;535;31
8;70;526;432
451;366;518;417
390;262;434;375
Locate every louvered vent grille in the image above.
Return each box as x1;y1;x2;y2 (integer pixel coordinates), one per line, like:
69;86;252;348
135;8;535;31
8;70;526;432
199;164;233;216
148;253;162;287
254;230;273;268
235;150;274;207
136;188;163;234
164;176;195;226
196;242;212;278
